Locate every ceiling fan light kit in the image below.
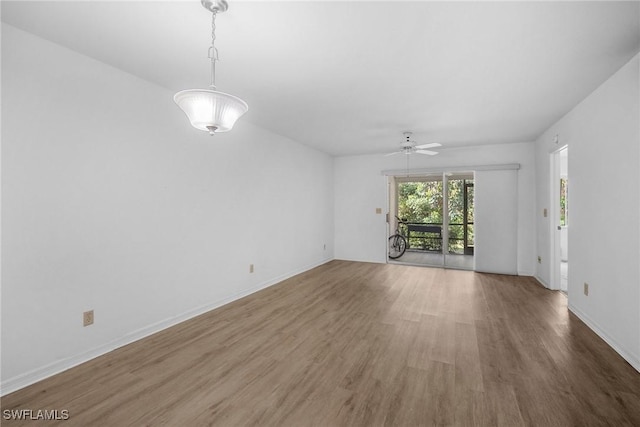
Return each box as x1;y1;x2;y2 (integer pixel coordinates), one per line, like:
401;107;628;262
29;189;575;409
174;0;248;135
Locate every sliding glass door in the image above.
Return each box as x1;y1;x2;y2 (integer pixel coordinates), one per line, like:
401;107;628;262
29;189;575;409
392;175;445;267
444;173;475;269
389;172;475;270
386;164;519;273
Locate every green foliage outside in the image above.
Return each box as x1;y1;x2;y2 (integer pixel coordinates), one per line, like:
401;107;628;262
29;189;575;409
398;181;443;224
397;179;474;254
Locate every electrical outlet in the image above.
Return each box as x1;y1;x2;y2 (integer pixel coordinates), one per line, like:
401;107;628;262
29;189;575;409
83;310;94;327
375;208;382;214
584;282;589;296
323;244;326;250
537;256;541;264
249;264;254;273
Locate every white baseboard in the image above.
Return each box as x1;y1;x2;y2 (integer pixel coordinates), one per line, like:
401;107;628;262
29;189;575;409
0;258;334;396
568;303;640;373
334;256;385;264
533;275;550;289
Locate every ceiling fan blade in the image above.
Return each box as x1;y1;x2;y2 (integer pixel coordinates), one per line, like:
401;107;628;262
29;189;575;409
385;151;402;156
416;150;439;155
415;142;442;149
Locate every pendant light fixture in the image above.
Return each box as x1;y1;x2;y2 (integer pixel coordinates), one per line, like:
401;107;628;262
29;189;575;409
174;0;248;135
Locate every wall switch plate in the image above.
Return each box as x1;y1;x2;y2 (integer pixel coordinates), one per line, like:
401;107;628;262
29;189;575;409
83;310;94;327
584;283;589;296
249;264;254;273
543;208;548;217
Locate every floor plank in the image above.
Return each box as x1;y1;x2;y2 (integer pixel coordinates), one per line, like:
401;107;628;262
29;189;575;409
2;260;640;426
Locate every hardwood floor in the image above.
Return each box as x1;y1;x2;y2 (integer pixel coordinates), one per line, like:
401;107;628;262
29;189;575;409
3;260;640;426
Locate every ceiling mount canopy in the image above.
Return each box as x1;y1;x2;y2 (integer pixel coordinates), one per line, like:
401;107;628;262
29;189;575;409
174;0;248;136
201;0;228;13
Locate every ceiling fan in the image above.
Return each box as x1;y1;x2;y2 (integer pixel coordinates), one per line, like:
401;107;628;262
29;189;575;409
385;132;441;156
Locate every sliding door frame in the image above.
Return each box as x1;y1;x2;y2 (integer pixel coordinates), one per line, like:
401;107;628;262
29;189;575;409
383;163;519;271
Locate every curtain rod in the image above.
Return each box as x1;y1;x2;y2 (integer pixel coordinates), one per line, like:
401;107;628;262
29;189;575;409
381;163;520;176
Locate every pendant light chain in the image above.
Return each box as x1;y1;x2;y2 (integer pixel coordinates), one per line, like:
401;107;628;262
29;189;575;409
173;1;247;136
208;10;219;90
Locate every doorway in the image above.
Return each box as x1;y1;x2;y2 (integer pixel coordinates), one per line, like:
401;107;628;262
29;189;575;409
387;172;474;270
551;146;569;291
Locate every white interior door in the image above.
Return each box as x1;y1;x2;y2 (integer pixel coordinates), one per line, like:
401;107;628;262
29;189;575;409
551;146;569;291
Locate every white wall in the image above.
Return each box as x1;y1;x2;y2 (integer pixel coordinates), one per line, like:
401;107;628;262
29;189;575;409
534;54;640;371
1;24;334;393
334;142;536;275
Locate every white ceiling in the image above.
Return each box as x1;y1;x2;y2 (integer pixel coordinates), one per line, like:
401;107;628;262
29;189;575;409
2;1;639;156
